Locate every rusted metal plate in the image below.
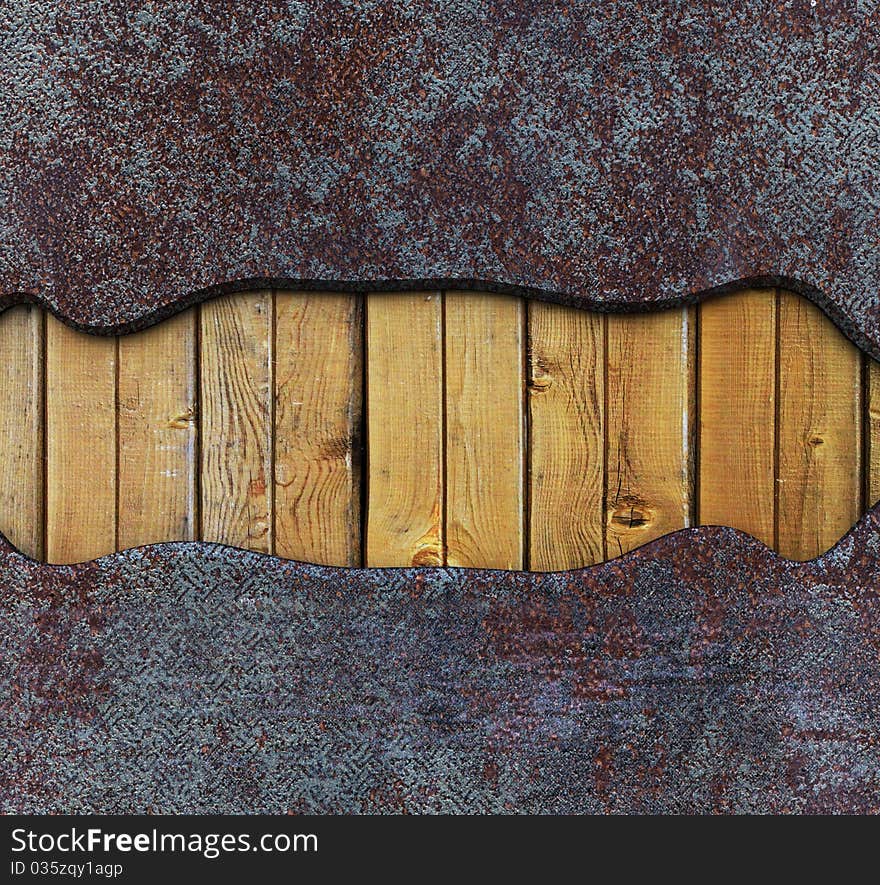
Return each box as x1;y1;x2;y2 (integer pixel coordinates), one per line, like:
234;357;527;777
3;518;880;814
1;2;879;356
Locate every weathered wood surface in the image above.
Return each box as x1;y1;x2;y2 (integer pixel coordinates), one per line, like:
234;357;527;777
118;311;198;550
200;292;274;554
607;308;694;560
528;303;604;570
699;289;777;548
776;291;862;561
365;292;443;568
46;317;117;563
276;292;362;567
1;289;870;567
445;293;525;570
0;306;44;559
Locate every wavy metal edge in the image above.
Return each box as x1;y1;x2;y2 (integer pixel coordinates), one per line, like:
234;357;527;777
4;496;879;576
3;274;879;363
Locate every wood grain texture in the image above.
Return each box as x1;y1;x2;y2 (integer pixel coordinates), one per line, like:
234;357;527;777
117;311;198;549
2;288;875;566
46;317;117;563
275;292;362;566
0;306;44;558
776;292;862;560
527;302;605;570
200;292;274;553
445;293;525;569
606;308;694;558
698;289;777;548
869;357;880;509
365;292;443;567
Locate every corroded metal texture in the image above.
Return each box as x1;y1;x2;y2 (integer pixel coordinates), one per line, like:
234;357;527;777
3;516;880;814
1;2;879;355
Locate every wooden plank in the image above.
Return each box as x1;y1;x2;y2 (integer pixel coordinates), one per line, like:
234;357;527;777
527;302;605;570
869;357;880;508
275;293;362;566
46;318;117;563
776;291;862;559
698;289;776;547
0;306;44;559
117;311;198;550
445;293;524;569
606;308;695;559
200;292;274;553
365;292;443;567
15;287;871;569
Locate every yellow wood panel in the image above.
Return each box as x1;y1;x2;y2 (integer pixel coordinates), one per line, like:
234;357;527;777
117;311;198;549
445;293;524;569
527;302;605;570
365;292;443;567
275;292;362;566
200;292;274;553
46;318;117;563
699;289;776;547
6;289;874;565
606;308;694;558
0;306;44;558
777;292;862;559
869;357;880;508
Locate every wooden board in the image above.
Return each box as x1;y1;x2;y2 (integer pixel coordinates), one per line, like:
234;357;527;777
0;306;44;559
698;289;777;548
365;292;443;568
46;317;117;563
117;311;198;550
869;357;880;509
1;288;873;567
606;308;694;559
200;292;274;554
275;293;363;566
445;293;525;569
776;292;862;559
527;302;605;570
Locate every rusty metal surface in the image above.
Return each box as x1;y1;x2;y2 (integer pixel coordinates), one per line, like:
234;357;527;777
1;2;879;356
3;517;880;814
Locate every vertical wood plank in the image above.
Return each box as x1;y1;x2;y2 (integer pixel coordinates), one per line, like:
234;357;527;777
698;290;776;547
275;293;363;566
445;293;524;569
0;306;44;558
200;292;273;553
527;302;605;570
606;308;694;558
365;292;443;567
868;357;880;508
777;292;862;559
46;318;117;563
117;311;198;549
